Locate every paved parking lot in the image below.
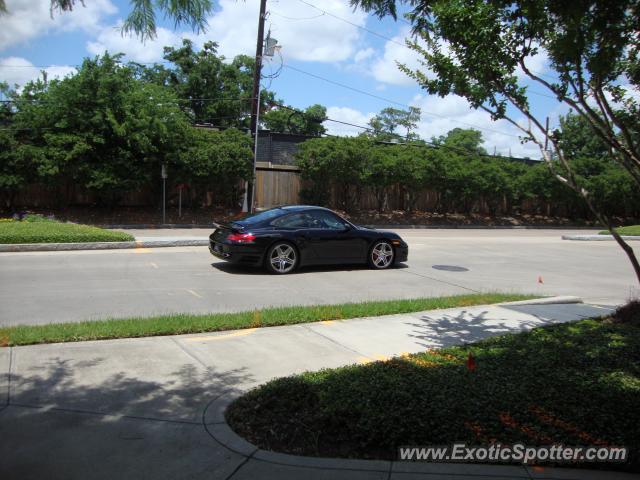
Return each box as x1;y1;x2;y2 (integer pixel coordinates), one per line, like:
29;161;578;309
1;229;638;326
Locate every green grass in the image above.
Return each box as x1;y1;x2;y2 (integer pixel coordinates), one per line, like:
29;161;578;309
227;316;640;471
599;225;640;236
0;293;531;346
0;215;134;243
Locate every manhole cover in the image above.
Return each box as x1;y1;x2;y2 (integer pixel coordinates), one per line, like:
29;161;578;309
432;265;469;272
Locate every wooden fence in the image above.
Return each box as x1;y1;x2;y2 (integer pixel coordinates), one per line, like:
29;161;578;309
10;162;558;216
254;162;301;208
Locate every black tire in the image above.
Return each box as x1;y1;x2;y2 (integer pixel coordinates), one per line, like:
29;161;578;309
265;242;299;274
368;240;395;269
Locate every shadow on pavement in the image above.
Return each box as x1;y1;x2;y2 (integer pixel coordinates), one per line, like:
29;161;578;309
211;262;408;275
405;310;558;349
1;354;253;479
404;303;614;350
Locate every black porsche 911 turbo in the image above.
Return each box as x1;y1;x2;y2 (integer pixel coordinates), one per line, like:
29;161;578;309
209;205;408;274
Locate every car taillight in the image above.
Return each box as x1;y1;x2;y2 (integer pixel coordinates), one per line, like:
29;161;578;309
227;232;256;243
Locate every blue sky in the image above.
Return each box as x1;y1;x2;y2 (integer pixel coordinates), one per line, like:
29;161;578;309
0;0;564;158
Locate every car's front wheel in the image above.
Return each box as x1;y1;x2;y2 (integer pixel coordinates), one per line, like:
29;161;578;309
266;242;298;274
369;241;395;269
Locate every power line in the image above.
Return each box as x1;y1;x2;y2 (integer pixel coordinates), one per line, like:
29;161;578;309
264;99;536;161
289;0;556;100
295;0;406;48
281;63;522;138
270;10;325;21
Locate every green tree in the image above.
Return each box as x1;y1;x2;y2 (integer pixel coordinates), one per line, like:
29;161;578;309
262;104;327;136
296;137;371;211
368;106;421;142
0;83;22;207
140;40;275;128
434;128;487;156
351;0;640;283
176;127;253;208
13;54;191;206
557;113;640;218
362;145;400;212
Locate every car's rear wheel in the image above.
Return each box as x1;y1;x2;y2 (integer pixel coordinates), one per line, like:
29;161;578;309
369;241;394;269
266;242;298;274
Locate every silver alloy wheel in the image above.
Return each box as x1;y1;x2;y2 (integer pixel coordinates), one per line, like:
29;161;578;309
269;243;297;273
371;241;394;268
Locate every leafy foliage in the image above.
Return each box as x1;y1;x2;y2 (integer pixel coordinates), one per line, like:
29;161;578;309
140;40;274;128
296;125;640;218
0;217;134;243
10;54;192;206
367;106;421;142
176;127;253;208
296;137;372;211
2;53;255;209
262;104;327;136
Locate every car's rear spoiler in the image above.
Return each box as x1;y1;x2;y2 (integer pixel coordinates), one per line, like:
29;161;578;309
212;221;244;232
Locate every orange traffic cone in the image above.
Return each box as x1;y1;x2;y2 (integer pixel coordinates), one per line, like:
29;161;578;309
466;352;476;372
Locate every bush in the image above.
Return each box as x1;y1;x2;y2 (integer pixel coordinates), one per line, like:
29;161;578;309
0;219;134;243
295;135;640;219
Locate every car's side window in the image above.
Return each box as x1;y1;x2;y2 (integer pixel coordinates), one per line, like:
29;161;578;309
271;213;311;229
307;211;347;230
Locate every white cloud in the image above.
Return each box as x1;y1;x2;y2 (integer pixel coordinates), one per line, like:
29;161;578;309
324;106;374;136
198;0;367;62
412;94;541;158
369;27;422;86
323;95;541;158
0;0;117;51
366;26;442;87
354;48;375;63
516;44;549;79
87;24;184;63
0;56;76;88
82;0;368;65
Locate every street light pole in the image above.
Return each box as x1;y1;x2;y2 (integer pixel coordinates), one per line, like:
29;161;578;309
246;0;267;214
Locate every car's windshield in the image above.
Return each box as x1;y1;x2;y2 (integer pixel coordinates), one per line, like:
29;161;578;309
234;208;286;226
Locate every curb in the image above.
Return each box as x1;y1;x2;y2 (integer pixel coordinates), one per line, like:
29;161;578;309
101;223;603;230
207;394;535;478
208;391;633;480
364;224;602;230
562;235;640;241
498;296;583;306
100;224;215;229
0;239;209;252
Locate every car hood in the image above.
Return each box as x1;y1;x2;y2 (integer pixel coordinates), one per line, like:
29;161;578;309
355;225;401;238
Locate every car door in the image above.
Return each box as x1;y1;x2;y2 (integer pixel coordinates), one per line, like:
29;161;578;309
270;212;318;263
305;210;367;262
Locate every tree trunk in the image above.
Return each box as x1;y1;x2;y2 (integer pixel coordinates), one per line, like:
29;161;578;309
578;188;640;285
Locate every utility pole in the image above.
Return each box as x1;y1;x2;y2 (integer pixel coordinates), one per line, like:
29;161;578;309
245;0;268;214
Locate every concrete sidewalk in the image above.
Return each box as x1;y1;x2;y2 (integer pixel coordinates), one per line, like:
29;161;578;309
1;301;636;480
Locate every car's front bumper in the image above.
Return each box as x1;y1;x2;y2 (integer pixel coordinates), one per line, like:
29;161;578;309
395;241;409;263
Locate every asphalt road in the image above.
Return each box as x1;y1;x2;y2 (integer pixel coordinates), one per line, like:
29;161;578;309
1;229;638;326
